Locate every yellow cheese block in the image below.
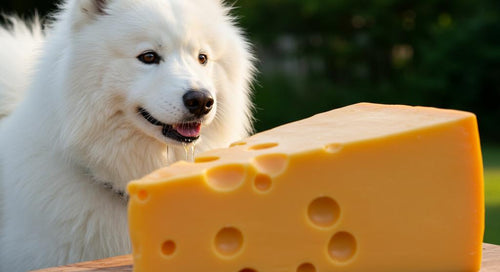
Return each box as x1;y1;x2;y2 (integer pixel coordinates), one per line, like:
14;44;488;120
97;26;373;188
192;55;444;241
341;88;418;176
128;103;484;272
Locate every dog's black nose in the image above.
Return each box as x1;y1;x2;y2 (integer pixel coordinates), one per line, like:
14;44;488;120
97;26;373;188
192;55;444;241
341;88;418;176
183;89;214;117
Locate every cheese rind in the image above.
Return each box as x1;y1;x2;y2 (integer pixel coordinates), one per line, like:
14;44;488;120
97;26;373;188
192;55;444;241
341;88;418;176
128;103;484;272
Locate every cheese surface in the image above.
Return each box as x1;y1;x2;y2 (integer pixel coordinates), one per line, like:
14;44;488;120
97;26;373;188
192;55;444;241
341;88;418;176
128;103;484;272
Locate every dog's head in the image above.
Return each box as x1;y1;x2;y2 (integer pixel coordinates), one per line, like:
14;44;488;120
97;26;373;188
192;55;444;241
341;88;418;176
59;0;255;152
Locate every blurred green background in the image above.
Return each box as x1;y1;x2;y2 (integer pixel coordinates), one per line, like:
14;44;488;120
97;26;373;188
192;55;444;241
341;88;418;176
2;0;499;244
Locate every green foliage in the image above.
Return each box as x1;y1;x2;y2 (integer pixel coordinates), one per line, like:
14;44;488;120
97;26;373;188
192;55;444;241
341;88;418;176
233;0;500;139
485;169;500;244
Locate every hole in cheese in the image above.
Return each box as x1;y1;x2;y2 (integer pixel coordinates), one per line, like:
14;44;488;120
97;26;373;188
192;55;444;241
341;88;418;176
248;142;278;150
328;231;357;263
214;227;244;257
161;240;176;256
239;268;257;272
206;164;246;191
308;197;341;228
252;153;288;176
230;141;247;147
137;189;149;201
297;262;316;272
195;156;220;163
254;174;272;193
324;143;343;153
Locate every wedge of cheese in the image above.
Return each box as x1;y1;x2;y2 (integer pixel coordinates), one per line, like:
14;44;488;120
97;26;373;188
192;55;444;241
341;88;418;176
128;103;484;272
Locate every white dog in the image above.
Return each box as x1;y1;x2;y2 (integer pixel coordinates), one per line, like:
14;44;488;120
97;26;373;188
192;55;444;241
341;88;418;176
0;0;255;270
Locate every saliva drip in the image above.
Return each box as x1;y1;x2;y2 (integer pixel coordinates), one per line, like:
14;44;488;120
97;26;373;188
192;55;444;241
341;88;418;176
190;142;196;161
182;142;196;162
166;145;171;165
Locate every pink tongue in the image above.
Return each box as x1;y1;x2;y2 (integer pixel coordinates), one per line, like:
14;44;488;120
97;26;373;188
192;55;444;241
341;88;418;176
174;123;201;137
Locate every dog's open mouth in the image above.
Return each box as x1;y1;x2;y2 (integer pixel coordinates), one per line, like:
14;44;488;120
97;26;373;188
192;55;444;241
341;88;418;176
138;107;201;143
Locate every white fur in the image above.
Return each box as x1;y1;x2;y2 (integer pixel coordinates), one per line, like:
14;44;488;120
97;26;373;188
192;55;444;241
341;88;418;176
0;0;255;270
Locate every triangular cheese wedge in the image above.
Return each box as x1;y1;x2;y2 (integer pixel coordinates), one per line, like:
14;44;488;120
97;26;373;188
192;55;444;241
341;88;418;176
128;103;484;272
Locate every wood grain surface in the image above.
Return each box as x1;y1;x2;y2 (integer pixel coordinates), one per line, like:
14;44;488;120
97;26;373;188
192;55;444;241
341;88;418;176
481;243;500;272
33;255;132;272
33;243;500;272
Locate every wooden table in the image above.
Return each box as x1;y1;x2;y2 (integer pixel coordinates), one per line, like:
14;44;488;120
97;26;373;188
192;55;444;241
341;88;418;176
33;243;500;272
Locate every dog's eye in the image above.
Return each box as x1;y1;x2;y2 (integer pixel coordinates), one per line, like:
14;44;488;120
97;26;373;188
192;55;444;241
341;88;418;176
137;51;161;65
198;53;208;65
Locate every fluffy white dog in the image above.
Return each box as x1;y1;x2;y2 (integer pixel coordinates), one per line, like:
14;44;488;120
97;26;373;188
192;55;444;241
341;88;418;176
0;0;255;270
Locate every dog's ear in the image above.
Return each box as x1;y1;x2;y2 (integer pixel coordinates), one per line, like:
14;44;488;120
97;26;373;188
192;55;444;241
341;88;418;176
69;0;109;30
79;0;108;17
